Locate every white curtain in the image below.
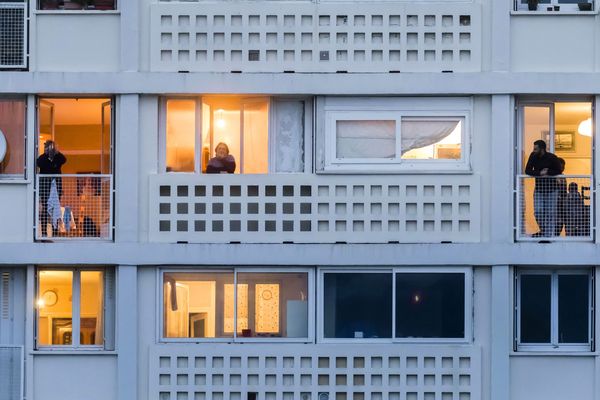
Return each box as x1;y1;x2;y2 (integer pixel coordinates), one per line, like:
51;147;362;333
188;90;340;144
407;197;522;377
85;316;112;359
400;119;459;155
275;101;304;172
336;120;396;158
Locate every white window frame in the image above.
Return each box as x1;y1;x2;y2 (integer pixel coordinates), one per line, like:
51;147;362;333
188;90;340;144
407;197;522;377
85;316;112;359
0;97;27;181
320;97;472;173
34;267;115;351
515;0;595;12
158;267;315;343
317;266;472;344
515;268;594;352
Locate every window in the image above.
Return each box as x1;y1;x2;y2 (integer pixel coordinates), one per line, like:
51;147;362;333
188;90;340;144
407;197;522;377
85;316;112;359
36;267;115;349
162;269;311;341
516;269;593;351
515;0;594;12
321;97;471;172
321;268;470;342
38;0;116;11
0;98;26;179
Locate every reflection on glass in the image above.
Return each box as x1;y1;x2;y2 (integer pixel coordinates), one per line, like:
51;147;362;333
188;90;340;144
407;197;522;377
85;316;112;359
236;273;308;338
336;120;396;159
395;273;464;338
166;100;196;172
163;272;234;338
520;274;551;343
324;273;392;339
80;271;104;345
38;270;73;346
558;274;589;343
401;119;462;160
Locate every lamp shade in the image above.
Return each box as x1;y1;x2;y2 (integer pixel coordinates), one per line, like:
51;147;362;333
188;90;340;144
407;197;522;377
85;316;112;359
578;118;593;137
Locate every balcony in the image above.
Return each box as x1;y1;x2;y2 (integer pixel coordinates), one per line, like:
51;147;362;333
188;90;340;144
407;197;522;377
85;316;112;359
149;174;481;244
516;175;594;241
150;2;481;73
35;174;113;241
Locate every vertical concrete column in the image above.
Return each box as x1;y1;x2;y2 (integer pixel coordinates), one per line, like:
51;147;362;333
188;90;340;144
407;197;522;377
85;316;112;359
490;95;514;243
119;0;139;72
594;96;600;244
115;95;140;242
117;265;138;400
491;0;511;71
490;265;511;400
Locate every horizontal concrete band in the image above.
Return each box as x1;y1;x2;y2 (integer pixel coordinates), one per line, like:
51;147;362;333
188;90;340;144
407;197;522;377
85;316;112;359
0;242;597;266
3;72;600;95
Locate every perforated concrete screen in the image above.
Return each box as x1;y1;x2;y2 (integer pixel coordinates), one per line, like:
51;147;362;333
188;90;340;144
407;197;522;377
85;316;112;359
150;3;481;73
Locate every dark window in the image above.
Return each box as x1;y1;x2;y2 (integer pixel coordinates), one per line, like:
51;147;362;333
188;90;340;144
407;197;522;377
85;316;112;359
520;274;552;343
395;273;465;338
558;275;589;343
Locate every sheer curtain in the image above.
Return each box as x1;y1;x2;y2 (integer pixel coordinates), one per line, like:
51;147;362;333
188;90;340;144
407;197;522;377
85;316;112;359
274;101;304;172
400;119;459;155
336;120;396;158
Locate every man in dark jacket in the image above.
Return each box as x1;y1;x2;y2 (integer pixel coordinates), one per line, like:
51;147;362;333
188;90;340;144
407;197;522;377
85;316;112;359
37;140;67;236
524;140;562;237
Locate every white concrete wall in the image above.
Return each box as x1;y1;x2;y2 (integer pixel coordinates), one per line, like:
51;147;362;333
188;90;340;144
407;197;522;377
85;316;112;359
0;185;30;243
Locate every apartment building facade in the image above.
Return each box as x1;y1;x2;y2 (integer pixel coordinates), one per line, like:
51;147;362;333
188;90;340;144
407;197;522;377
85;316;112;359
1;1;599;400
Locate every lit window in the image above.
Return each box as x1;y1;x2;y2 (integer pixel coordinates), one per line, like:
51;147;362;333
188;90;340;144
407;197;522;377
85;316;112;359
516;269;593;351
516;0;593;12
166;99;196;173
38;0;116;11
36;268;114;349
400;118;462;161
0;98;26;179
162;270;310;340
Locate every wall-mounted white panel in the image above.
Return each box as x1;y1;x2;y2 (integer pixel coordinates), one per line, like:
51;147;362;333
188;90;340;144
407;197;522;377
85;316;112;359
34;14;120;72
511;16;595;72
33;355;117;400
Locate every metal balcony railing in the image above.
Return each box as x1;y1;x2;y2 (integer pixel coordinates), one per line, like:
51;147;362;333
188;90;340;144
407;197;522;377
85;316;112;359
516;175;594;241
0;2;27;69
35;174;113;241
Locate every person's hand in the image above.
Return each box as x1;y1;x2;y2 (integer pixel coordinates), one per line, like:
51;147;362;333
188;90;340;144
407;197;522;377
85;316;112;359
540;168;548;176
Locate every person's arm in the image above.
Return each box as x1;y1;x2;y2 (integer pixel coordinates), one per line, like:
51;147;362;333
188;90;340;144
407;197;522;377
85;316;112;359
524;152;538;176
224;156;236;174
55;152;67;166
546;155;562;176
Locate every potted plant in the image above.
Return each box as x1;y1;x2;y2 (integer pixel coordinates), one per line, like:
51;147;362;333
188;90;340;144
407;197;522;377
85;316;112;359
528;0;539;11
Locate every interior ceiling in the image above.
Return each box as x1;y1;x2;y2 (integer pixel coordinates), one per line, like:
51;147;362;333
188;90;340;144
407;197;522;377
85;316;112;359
40;270;102;284
41;98;110;126
525;102;592;127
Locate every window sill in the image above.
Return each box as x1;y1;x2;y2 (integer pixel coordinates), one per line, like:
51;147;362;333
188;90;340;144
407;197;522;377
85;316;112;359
511;10;598;16
31;350;117;355
34;10;120;16
511;351;596;356
317;168;474;175
0;178;30;185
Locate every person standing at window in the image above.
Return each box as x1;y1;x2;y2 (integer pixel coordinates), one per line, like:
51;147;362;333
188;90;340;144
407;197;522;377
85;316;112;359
206;142;236;174
525;140;562;238
37;140;67;236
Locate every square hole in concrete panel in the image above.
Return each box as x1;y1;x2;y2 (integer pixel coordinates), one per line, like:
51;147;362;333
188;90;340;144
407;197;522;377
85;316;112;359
459;220;470;232
424;220;435;231
336;357;347;368
370;357;382;368
177;374;188;385
335;220;347;231
283;221;294;231
442;393;453;400
441;203;452;217
230;14;242;26
212;357;224;368
372;50;383;61
319;15;330;26
284;15;295;26
390;15;401;25
319;50;329;61
302;15;312;26
161;33;172;46
354;32;366;44
371;375;382;386
388;357;400;368
389;375;400;386
442;357;453;368
407;375;418;386
389;203;400;216
194;394;205;400
318;357;329;368
459;15;471;26
213;15;225;25
336;50;348;61
424;185;435;196
389;50;401;61
230;203;241;214
283;203;294;214
212;374;224;385
158;185;169;197
406;357;418;368
210;220;222;231
459;203;470;215
283;393;294;400
283;374;294;386
353;394;364;400
161;50;172;62
424;393;435;400
177;185;189;197
337;15;348;25
406;203;417;216
265;203;277;214
353;357;365;368
335;203;347;215
349;185;363;197
389;33;401;45
266;14;277;26
265;220;276;231
460;50;471;61
389;221;399;231
336;394;347;400
442;32;453;44
178;15;190;27
335;374;347;385
424;15;435;26
177;203;188;214
229;357;241;368
178;50;190;62
442;374;453;385
353;203;364;214
424;203;435;216
406;220;417;231
371;203;382;215
265;394;276;400
406;185;417;197
301;374;312;385
248;374;259;385
230;394;241;400
370;185;382;196
194;357;205;368
159;374;170;385
283;357;294;368
337;33;348;44
176;220;188;232
265;185;277;196
318;221;329;231
459;357;471;368
318;374;329;385
247;203;259;214
212;203;223;214
301;50;312;61
442;50;453;61
284;33;295;45
299;185;311;196
179;32;190;46
194;185;205;196
371;221;382;231
407;50;418;61
353;221;364;232
460;32;471;44
459;394;471;400
407;15;418;26
283;185;294;196
424;374;435;385
249;15;261;26
247;220;258;231
247;185;259;196
319;33;330;44
442;15;453;27
213;32;225;45
460;375;471;385
335;185;346;196
354;14;365;26
159;203;171;214
284;49;295;61
300;203;312;214
195;374;206;385
441;220;452;232
231;50;242;62
354;50;366;62
318;203;329;214
229;220;241;232
389;395;400;400
371;32;383;44
266;33;277;45
159;220;171;232
371;14;383;25
265;374;276;386
177;393;188;400
424;33;435;45
161;15;172;26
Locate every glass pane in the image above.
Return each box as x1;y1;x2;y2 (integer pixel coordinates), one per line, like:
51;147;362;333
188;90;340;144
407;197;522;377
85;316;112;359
558;274;589;343
324;273;392;339
522;106;551;172
101;102;112;174
242;100;269;174
554;102;592;175
520;274;551;343
336;120;396;159
210;108;240;174
395;273;465;338
0;99;26;177
163;272;234;338
37;270;73;346
166;99;196;172
80;271;104;345
401;119;462;160
236;272;308;338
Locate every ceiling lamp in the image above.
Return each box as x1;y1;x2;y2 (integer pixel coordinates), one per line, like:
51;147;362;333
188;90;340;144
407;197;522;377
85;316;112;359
578;118;593;137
